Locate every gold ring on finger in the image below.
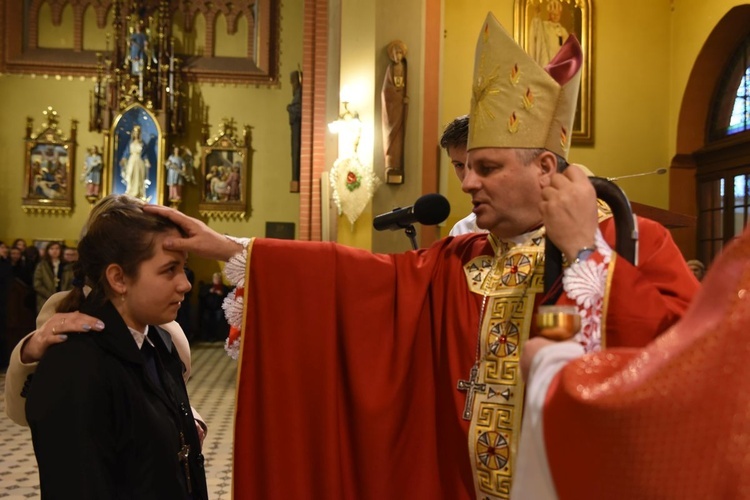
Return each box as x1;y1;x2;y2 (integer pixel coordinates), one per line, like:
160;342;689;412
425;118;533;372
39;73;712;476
52;327;56;335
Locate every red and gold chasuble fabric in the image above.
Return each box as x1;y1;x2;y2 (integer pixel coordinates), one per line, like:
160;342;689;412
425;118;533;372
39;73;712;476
231;216;697;500
543;226;750;499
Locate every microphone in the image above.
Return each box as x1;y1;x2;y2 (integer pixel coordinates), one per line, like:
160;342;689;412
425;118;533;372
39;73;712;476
607;168;667;182
373;193;451;231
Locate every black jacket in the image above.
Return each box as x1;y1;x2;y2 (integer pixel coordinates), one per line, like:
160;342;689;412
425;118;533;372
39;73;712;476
26;299;208;499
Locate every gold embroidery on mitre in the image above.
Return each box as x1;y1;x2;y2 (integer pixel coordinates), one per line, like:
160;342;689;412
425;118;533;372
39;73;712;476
509;64;520;85
522;88;534;110
507;112;519;134
560;126;569;150
467;12;582;160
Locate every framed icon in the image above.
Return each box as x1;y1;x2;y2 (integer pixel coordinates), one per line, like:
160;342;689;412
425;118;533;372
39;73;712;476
22;108;77;214
199;120;253;219
515;0;594;144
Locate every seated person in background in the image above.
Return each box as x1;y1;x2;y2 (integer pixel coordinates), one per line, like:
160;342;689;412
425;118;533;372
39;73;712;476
22;195;208;498
199;271;229;341
686;258;705;281
514;224;750;499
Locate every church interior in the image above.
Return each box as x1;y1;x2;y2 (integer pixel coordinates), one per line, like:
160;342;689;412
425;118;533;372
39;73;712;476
1;0;750;497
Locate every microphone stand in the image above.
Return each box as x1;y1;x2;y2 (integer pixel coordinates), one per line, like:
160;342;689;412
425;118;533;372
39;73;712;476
403;225;418;250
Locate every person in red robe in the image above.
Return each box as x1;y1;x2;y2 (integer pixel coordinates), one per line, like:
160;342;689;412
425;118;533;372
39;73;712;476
143;13;699;500
516;223;750;499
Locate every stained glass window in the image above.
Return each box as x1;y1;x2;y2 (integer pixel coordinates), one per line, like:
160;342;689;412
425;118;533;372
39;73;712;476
727;68;750;135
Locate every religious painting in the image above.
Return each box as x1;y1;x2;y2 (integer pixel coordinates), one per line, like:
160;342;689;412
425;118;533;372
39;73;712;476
22;108;77;214
515;0;594;144
199;120;253;219
107;104;164;204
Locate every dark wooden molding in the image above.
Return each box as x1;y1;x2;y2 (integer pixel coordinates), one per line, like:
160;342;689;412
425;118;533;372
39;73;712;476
1;0;280;84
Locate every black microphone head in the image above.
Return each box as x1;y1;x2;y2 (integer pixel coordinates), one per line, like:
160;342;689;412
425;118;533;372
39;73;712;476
414;193;450;226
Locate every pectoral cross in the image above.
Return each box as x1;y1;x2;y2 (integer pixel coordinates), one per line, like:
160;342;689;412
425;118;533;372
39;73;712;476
177;432;192;493
457;363;486;420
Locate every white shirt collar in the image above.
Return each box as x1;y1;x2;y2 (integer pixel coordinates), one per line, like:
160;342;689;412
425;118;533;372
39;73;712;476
127;325;151;349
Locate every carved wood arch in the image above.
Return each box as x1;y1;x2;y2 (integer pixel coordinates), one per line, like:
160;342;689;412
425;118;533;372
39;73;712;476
1;0;279;84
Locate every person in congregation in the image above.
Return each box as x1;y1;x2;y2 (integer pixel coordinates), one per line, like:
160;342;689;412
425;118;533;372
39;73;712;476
198;271;229;341
21;195;208;498
514;222;750;499
141;14;698;499
686;258;706;281
32;241;73;313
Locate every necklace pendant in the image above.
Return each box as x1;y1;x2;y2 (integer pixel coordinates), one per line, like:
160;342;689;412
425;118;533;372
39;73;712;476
457;363;486;421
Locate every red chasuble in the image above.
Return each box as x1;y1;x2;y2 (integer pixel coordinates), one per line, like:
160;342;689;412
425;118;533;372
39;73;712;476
543;226;750;499
231;216;697;499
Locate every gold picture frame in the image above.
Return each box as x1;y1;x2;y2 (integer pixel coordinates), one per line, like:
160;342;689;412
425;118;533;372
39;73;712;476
22;108;77;214
514;0;594;144
199;119;253;219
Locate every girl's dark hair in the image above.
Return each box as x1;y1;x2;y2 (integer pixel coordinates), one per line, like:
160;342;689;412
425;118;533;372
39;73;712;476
58;195;185;313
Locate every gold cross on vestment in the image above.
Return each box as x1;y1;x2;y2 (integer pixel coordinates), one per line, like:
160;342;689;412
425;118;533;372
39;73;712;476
457;363;486;420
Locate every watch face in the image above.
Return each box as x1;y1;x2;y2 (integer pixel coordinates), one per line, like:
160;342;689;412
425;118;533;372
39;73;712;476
575;248;595;263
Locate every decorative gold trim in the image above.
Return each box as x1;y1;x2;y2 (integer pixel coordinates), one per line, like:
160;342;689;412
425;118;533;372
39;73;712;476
231;236;254;500
464;235;546;499
600;249;616;348
197;210;248;220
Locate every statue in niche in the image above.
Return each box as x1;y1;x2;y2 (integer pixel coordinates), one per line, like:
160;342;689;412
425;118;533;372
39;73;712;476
165;145;197;205
380;40;408;184
120;125;150;199
287;70;302;192
165;145;186;202
128;22;149;76
81;146;103;199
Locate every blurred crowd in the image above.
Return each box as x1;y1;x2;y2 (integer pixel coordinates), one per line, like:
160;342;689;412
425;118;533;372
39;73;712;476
0;239;79;370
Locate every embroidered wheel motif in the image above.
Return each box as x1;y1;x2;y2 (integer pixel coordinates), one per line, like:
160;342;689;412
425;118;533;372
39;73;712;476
476;431;509;470
488;321;519;358
501;254;532;286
